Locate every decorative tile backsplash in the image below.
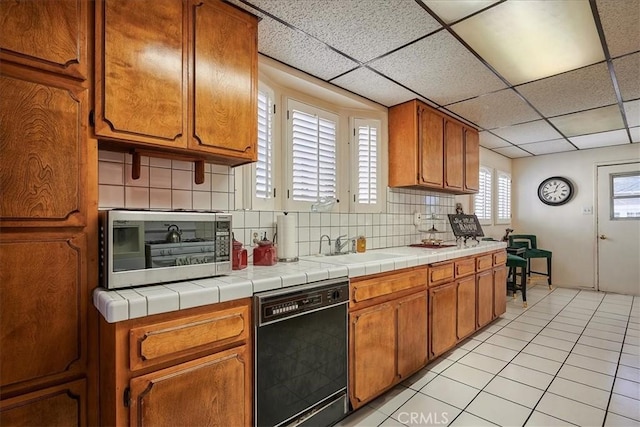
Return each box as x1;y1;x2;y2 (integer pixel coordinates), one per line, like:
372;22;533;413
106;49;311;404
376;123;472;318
98;150;456;257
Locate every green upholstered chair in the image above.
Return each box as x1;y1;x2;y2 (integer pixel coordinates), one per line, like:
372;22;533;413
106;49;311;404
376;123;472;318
508;234;552;289
506;253;528;307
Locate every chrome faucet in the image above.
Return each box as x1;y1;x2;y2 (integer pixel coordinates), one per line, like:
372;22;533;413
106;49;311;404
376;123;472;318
319;234;331;255
334;235;353;254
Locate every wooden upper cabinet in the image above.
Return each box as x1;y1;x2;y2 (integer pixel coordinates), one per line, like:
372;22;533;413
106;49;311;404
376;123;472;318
0;0;88;80
389;99;478;194
0;72;87;227
464;128;480;192
444;120;463;191
189;0;257;163
95;0;187;148
419;106;444;188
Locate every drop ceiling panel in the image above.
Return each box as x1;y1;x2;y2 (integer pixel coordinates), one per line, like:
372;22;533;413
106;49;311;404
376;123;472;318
420;0;500;24
630;127;640;143
446;89;541;130
368;30;507;106
549;105;624;137
452;0;604;85
595;0;640;58
516;63;618;117
518;139;577;156
252;14;358;81
612;53;640;102
491;120;562;145
479;131;511;149
331;67;419;107
493;146;532;158
625;100;640;128
237;0;442;63
569;129;631;149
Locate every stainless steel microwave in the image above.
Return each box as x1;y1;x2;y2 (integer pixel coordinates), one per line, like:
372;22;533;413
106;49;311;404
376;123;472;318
99;210;231;289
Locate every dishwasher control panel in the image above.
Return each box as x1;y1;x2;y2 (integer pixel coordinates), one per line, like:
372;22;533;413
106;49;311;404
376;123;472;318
256;279;349;325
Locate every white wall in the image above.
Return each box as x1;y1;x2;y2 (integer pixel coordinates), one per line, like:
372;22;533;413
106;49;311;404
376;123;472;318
512;143;640;288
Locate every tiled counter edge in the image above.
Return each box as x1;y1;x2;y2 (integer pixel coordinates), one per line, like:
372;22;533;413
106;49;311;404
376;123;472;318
94;241;506;323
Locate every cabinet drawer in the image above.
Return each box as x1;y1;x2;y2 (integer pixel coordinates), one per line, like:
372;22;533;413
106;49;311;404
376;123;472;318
454;258;475;278
129;304;249;371
493;250;507;266
476;254;493;272
428;262;454;286
351;268;427;305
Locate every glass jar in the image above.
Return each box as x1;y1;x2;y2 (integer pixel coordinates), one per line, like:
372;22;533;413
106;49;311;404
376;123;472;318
356;236;366;253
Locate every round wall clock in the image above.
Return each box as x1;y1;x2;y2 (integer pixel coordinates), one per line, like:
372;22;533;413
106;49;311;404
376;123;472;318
537;176;574;206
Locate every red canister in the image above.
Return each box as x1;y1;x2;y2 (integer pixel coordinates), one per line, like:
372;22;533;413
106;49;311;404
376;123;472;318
253;235;277;266
232;239;248;270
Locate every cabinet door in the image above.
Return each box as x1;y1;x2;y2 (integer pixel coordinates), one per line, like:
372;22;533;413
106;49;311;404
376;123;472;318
464;128;479;192
444;120;464;191
429;283;457;358
129;346;249;427
0;0;88;80
0;233;87;389
349;304;396;409
493;266;508;318
456;276;476;340
190;0;257;163
95;0;187;147
0;73;87;227
397;293;428;378
0;379;86;425
477;270;493;328
418;106;444;188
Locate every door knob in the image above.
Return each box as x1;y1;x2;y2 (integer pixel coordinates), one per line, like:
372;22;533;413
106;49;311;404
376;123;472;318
599;234;607;240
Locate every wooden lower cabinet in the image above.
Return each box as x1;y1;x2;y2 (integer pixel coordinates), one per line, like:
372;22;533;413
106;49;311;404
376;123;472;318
0;379;86;426
100;298;252;426
429;282;457;358
456;275;476;340
494;266;508;317
477;269;494;328
349;303;396;408
129;346;248;427
397;292;428;379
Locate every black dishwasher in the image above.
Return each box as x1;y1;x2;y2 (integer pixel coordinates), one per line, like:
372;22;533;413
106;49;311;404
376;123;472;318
254;278;349;427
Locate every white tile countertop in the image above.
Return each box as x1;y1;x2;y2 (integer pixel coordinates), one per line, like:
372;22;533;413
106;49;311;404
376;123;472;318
93;241;506;323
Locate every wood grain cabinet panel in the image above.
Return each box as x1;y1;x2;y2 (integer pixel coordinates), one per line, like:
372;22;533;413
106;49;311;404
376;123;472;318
476;270;493;329
95;0;187;147
464;128;479;192
419;106;444;187
428;262;454;287
0;75;87;227
456;276;476;340
190;0;257;162
493;266;508;317
0;234;87;389
351;268;427;306
0;379;86;426
476;254;493;272
129;346;249;427
397;292;428;379
349;303;396;409
493;250;507;266
444;120;464;191
429;283;457;358
454;257;475;278
0;0;88;80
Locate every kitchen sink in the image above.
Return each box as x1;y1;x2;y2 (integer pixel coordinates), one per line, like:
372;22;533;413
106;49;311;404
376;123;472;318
318;252;406;264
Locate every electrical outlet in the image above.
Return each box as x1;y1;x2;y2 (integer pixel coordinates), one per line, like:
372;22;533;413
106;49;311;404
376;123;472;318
582;206;593;215
250;229;268;246
414;212;423;226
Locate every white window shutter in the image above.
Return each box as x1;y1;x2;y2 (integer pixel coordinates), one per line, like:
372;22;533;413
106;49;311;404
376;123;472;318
289;100;338;205
356;121;378;204
474;166;492;224
497;171;511;223
256;89;273;200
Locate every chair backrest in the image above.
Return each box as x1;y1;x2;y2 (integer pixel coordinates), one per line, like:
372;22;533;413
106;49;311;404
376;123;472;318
508;234;538;249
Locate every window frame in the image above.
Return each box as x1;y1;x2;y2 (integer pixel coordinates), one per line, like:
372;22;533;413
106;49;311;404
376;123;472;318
610;171;640;220
350;117;383;213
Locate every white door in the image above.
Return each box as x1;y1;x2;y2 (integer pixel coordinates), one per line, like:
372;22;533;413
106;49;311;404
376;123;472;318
597;162;640;295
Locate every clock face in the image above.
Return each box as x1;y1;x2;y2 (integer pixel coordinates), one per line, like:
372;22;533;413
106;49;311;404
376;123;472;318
538;177;574;206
